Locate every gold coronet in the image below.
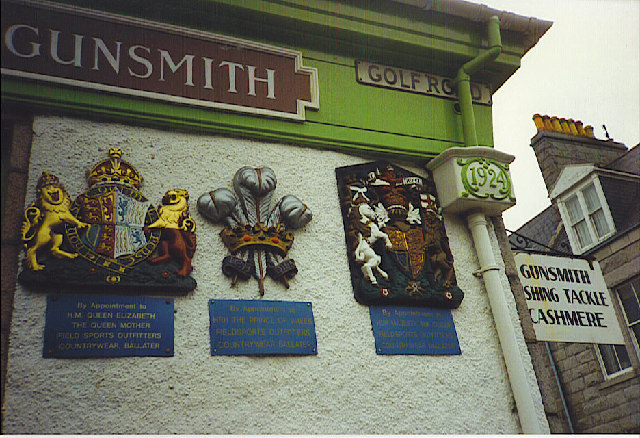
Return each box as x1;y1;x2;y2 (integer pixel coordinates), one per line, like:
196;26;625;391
87;149;143;188
36;171;61;191
220;223;294;256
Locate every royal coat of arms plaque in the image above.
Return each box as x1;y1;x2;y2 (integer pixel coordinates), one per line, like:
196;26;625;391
336;161;464;308
19;149;197;294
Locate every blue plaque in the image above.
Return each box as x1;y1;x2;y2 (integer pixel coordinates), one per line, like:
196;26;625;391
209;299;317;355
43;295;174;358
369;306;461;355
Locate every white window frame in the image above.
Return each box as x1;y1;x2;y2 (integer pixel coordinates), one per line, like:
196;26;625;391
615;276;640;357
595;343;632;379
558;175;616;254
594;277;640;379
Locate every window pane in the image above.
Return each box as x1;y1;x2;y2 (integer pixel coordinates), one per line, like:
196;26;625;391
633;323;640;347
573;220;593;248
619;281;640;324
566;195;584;223
590;209;611;238
598;344;620;375
615;344;631;370
582;183;601;213
598;344;631;376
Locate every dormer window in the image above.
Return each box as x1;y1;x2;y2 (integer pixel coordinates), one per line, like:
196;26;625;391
559;177;616;254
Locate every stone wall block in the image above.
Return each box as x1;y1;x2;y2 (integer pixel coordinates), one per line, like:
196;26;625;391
569;390;585;406
599;404;626;423
559;354;578;370
582;392;613;414
576;349;594;365
566;343;586;356
577;361;593;376
566;377;586;394
553;346;567;361
614;414;640;433
587;359;601;374
622;382;640;400
583;371;602;387
575;416;591;430
582;386;599;401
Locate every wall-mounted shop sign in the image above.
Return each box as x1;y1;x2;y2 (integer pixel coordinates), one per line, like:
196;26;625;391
209;299;317;355
356;60;491;105
43;295;174;358
1;0;319;121
369;306;461;355
514;253;625;344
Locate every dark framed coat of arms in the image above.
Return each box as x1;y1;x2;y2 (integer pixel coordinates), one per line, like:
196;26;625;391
19;149;196;294
336;161;464;308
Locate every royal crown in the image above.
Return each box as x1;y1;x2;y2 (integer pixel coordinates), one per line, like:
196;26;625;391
36;171;62;191
220;223;294;256
87;148;143;188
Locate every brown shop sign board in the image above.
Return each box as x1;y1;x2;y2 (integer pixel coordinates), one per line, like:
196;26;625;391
1;0;319;120
515;253;625;344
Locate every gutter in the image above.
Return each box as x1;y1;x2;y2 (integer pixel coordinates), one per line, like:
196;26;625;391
391;0;552;54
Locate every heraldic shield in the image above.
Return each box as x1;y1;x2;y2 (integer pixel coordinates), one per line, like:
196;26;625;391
336;161;464;308
18;149;196;294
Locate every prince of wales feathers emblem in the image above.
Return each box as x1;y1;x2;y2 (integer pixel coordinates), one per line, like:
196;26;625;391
19;149;196;293
336;161;464;308
198;166;312;296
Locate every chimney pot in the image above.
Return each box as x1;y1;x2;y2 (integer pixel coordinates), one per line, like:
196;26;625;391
584;125;594;137
533;114;545;131
567;119;579;135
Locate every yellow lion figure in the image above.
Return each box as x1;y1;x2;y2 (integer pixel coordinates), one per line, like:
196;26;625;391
147;189;194;231
146;189;196;277
21;171;88;271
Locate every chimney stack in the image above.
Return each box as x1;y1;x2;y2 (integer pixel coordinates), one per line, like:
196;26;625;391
530;114;628;194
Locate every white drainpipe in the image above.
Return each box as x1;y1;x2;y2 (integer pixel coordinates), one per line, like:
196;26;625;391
466;211;543;434
427;146;547;434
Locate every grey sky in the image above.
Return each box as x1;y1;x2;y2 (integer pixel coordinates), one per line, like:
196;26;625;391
475;0;639;230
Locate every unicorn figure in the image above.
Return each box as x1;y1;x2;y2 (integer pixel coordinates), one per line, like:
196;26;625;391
353;203;392;285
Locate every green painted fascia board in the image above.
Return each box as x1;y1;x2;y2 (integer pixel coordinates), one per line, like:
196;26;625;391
2;69;493;160
305;57;493;145
47;0;526;89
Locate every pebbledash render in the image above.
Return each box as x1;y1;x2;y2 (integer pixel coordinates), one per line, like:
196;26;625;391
0;0;565;434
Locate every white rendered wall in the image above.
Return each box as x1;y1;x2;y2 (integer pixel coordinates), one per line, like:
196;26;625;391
2;116;547;434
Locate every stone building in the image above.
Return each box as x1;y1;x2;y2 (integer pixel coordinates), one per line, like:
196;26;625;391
2;0;554;433
509;115;640;433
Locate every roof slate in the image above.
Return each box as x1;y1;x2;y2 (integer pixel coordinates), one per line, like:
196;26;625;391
604;143;639;174
510;205;571;255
